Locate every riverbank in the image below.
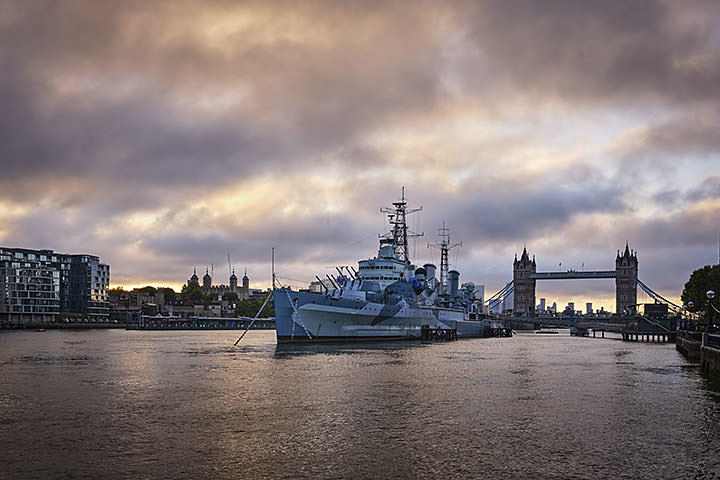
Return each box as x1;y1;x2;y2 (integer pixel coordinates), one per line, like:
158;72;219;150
1;322;125;330
676;330;720;381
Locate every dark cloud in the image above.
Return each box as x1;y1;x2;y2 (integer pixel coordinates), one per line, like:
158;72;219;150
457;0;720;104
2;0;718;195
628;206;720;249
139;211;371;265
686;176;720;202
651;188;682;206
651;175;720;207
428;163;629;247
635;109;720;157
0;0;449;192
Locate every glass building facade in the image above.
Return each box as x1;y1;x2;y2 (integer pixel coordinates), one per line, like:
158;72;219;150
68;255;110;319
0;247;110;325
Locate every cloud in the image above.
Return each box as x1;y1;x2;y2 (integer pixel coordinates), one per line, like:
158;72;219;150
456;0;720;105
1;0;719;309
0;0;453;191
687;176;720;202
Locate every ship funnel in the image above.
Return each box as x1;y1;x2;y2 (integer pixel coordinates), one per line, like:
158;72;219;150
423;263;437;291
449;270;460;299
423;263;436;282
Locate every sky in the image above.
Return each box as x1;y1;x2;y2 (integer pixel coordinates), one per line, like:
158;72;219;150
1;0;719;311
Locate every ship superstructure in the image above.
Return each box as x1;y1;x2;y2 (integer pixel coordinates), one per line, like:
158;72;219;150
272;189;506;343
356;188;423;289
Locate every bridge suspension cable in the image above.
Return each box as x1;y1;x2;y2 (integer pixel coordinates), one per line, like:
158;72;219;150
485;281;514;311
636;278;688;315
485;281;513;304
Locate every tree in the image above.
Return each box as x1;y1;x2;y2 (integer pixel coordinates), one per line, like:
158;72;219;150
108;287;125;298
159;287;176;304
180;282;205;302
222;291;239;303
235;295;274;317
681;264;720;314
137;286;158;295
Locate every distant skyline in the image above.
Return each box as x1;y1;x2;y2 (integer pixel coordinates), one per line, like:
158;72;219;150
2;1;719;311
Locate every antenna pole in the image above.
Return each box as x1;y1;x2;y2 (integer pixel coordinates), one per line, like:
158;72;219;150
379;187;422;264
428;221;462;295
271;247;275;290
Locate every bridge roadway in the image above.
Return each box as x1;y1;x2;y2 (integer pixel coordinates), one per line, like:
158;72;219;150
538;315;623;330
539;318;626;333
574;321;625;333
530;270;616;280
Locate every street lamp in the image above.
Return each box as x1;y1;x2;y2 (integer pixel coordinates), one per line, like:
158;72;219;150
707;290;718;332
687;301;695;331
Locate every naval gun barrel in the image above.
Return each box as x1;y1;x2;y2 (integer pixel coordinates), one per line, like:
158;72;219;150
315;276;329;293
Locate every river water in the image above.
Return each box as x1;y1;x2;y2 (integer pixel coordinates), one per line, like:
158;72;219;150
1;329;719;479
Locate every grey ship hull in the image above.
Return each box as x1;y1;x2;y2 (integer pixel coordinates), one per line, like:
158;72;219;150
274;287;490;344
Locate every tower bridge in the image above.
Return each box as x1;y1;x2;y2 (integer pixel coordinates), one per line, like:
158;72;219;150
512;243;638;316
486;243;646;316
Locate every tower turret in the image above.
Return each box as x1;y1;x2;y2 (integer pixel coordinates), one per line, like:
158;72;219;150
513;246;536;316
242;268;249;290
203;268;212;289
189;268;199;286
615;242;638;314
230;268;238;292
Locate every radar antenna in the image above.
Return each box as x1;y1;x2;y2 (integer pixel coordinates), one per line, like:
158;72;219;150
379;186;423;264
428;221;462;295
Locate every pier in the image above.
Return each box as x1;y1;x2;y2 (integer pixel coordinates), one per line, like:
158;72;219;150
0;321;125;330
620;315;675;343
620;331;674;342
128;315;275;330
566;316;676;343
488;327;513;337
420;325;457;342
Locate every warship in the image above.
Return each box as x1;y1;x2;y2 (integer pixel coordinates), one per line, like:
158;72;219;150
272;190;507;343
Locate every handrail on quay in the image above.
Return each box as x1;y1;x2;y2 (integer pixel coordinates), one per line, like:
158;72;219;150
678;330;704;342
703;333;720;350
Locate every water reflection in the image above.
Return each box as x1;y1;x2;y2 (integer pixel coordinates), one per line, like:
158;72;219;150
274;340;424;358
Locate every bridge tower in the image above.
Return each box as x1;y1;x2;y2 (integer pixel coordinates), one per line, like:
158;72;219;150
513;247;536;316
615;243;638;314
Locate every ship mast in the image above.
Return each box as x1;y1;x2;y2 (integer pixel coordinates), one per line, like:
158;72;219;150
379;187;423;264
428;221;462;295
